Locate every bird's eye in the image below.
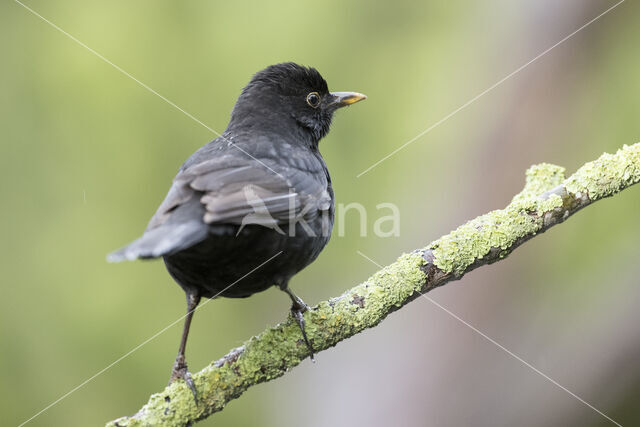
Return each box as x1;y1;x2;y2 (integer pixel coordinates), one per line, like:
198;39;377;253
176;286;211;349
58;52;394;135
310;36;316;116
306;92;320;108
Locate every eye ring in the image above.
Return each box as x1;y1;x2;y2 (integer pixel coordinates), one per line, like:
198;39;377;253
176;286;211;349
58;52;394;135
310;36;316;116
306;92;320;108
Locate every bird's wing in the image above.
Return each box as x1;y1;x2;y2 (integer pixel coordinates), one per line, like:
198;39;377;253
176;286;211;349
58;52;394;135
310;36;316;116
148;154;330;230
108;153;330;262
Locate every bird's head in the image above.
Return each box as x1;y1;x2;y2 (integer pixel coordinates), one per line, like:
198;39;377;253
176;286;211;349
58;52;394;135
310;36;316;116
228;62;366;144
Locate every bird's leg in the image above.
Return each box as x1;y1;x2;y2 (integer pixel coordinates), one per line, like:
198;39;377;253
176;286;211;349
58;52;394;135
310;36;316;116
169;290;201;400
282;285;315;361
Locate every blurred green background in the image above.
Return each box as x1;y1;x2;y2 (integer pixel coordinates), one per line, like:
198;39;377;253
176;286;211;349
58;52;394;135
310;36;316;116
1;1;639;426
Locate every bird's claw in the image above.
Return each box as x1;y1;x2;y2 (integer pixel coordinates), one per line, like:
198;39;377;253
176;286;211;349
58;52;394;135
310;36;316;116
169;356;198;401
290;302;315;362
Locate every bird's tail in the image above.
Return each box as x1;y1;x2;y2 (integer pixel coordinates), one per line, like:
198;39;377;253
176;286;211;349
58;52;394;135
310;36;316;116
107;221;207;262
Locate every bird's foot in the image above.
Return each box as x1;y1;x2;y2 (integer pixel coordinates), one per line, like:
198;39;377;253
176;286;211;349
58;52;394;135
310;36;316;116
169;354;198;401
290;299;316;362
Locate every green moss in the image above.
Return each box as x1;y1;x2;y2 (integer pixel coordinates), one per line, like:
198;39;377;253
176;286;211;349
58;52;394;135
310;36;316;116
565;144;640;200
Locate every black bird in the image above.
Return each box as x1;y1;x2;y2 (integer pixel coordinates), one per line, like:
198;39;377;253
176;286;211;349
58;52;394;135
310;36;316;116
108;63;366;397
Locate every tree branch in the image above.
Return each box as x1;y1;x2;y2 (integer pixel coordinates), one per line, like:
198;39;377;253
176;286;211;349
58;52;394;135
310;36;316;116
108;143;640;427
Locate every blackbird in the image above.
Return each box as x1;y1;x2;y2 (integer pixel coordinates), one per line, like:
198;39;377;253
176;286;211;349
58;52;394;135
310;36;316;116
108;62;366;397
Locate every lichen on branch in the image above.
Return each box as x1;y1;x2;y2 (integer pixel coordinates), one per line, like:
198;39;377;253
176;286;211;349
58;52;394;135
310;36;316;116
108;143;640;427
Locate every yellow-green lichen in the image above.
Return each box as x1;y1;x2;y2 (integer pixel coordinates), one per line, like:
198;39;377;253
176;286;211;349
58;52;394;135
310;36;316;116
108;379;201;427
430;169;565;276
536;193;563;214
565;144;640;200
306;252;427;340
430;143;640;276
512;163;565;202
